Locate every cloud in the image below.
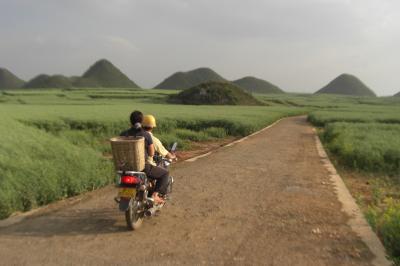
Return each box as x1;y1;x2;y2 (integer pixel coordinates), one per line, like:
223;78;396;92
0;0;399;94
102;35;139;52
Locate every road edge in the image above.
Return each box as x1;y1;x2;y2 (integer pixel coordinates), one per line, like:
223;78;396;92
314;134;391;266
0;117;287;227
185;117;285;162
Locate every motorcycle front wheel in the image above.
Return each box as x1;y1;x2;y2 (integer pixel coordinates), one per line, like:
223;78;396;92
125;200;143;230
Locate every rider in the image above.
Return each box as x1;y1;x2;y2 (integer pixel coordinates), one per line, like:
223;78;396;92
142;114;176;166
120;110;168;204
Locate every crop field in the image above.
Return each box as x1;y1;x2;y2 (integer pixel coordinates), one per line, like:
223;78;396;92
308;99;400;261
1;88;399;261
0;88;308;219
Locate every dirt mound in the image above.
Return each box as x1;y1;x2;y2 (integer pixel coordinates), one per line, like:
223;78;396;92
154;67;226;90
315;74;376;97
0;68;25;89
77;59;140;88
233;76;284;94
24;74;73;89
169;81;262;105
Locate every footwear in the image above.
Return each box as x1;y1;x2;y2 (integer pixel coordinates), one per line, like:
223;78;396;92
152;193;165;204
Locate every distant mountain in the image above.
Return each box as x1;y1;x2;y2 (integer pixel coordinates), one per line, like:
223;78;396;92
233;76;284;94
315;74;376;97
0;68;25;89
76;59;140;88
154;67;226;90
394;92;400;97
168;81;262;106
24;74;73;89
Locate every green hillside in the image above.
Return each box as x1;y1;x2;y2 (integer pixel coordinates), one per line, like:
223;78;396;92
24;74;73;89
154;67;226;90
233;76;284;94
0;68;25;89
169;81;262;105
77;59;140;88
316;74;376;97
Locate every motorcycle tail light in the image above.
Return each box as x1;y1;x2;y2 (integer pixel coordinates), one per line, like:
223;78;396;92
121;175;140;185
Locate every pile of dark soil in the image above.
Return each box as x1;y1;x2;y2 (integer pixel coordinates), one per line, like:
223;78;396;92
169;81;263;105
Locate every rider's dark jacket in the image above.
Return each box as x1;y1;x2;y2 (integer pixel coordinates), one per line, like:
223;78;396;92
120;125;153;156
119;124;169;195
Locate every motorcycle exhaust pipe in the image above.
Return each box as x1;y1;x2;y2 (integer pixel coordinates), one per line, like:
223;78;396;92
145;201;165;217
145;207;157;217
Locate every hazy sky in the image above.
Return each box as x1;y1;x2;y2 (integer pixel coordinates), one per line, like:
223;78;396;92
0;0;399;95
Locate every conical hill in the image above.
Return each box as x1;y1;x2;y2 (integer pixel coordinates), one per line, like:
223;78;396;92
154;67;226;90
0;68;25;89
315;74;376;97
75;59;140;88
24;74;72;89
233;76;284;94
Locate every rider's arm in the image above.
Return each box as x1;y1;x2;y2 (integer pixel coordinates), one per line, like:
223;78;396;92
148;143;155;157
153;136;175;159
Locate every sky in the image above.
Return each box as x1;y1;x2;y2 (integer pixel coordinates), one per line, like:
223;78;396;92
0;0;399;95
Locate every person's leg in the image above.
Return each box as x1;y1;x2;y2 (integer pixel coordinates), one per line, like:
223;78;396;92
144;164;169;195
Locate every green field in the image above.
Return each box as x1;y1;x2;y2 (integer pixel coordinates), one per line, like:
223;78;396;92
0;88;309;219
307;98;400;262
1;88;399;261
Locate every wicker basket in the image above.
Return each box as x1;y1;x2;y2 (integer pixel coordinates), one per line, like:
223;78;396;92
110;136;145;171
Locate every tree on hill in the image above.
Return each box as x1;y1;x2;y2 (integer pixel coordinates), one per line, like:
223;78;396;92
24;74;73;89
233;76;284;94
76;59;140;88
0;68;25;89
315;74;376;97
168;81;263;105
154;67;226;90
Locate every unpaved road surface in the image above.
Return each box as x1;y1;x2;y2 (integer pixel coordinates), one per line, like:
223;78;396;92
0;117;375;265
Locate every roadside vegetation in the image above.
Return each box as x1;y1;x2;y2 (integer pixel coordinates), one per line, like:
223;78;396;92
308;100;400;263
1;88;399;263
0;88;307;219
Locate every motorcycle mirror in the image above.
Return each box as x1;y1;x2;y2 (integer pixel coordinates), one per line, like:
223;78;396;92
171;142;178;152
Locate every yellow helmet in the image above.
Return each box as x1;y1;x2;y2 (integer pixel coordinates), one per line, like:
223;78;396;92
142;114;157;128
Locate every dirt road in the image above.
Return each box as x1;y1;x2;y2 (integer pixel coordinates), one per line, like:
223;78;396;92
0;117;378;265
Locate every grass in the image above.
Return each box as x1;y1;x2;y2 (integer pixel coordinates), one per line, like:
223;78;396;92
1;88;399;262
0;88;307;219
308;100;400;263
321;122;400;175
0;117;113;219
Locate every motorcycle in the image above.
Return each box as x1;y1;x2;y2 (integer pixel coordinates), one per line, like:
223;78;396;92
115;142;177;230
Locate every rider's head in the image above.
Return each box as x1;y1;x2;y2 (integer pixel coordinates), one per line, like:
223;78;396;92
130;111;143;128
142;115;156;131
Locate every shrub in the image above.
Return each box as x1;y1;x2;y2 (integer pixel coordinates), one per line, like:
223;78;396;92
321;122;400;175
174;128;209;142
378;199;400;259
0;118;113;219
204;127;227;138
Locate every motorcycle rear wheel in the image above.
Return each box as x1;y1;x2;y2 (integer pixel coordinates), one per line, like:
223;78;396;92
125;200;143;230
